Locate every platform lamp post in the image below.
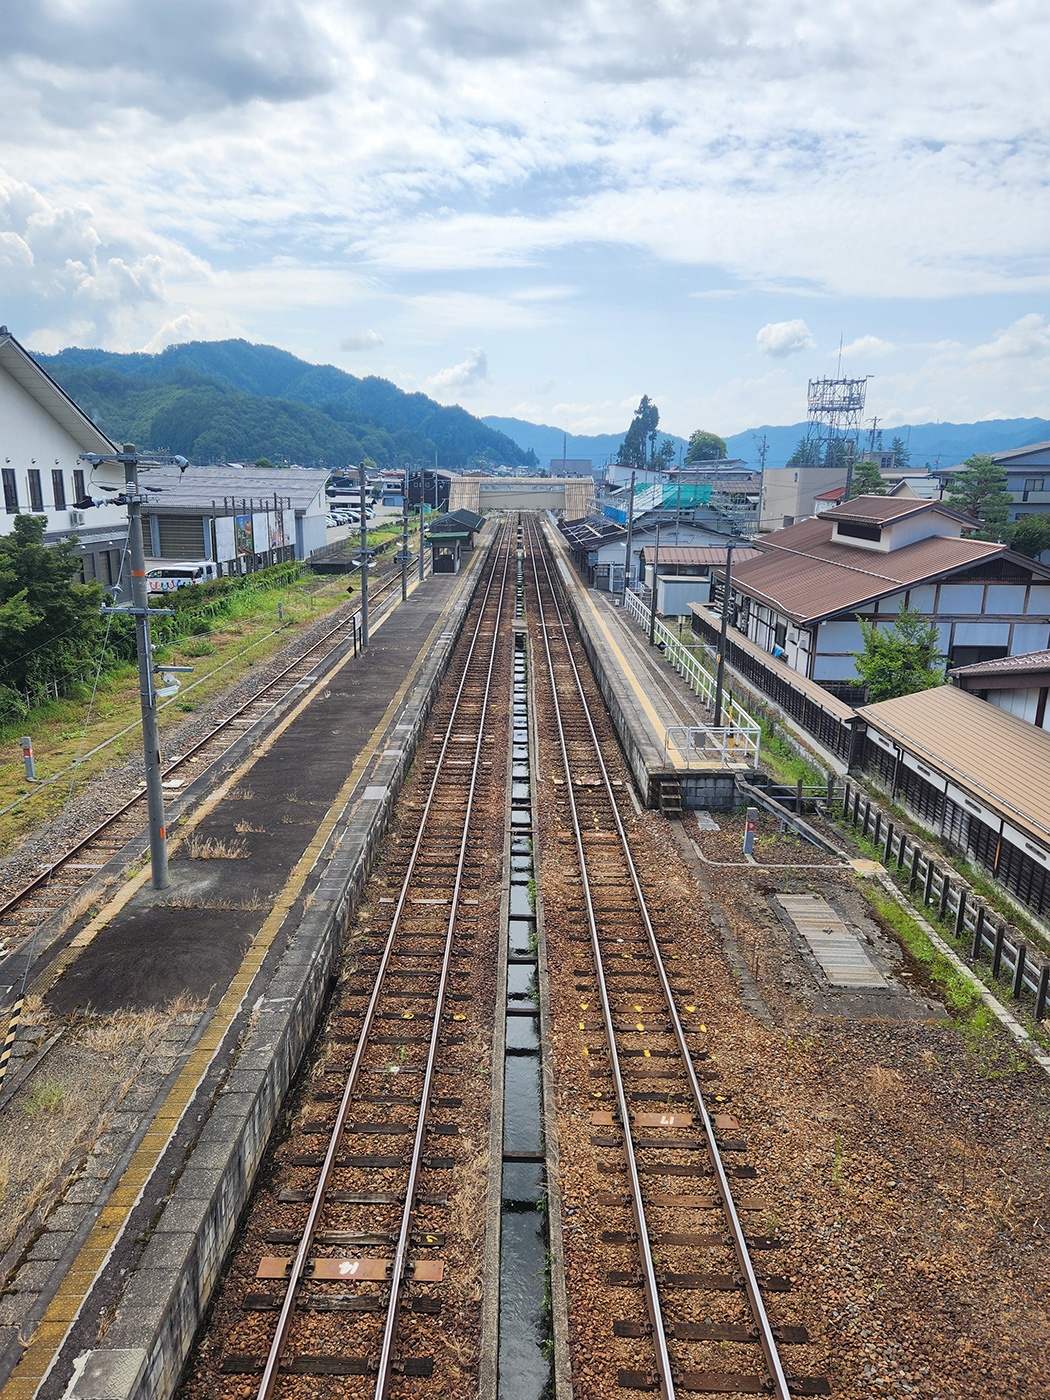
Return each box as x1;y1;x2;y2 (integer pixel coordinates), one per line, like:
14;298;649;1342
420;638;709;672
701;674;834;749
77;445;190;891
712;540;737;729
358;460;369;649
400;491;409;603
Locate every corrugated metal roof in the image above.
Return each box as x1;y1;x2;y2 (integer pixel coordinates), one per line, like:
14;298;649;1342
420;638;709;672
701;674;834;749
141;465;327;512
732;513;1023;624
638;545;760;567
859;686;1050;844
951;648;1050;679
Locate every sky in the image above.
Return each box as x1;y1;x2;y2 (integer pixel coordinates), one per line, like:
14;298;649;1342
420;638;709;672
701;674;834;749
1;0;1049;442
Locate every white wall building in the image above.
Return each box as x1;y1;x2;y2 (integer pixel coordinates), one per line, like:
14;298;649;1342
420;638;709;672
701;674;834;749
0;328;128;586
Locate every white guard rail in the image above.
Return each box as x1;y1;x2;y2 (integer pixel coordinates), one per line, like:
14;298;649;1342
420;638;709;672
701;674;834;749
623;588;761;768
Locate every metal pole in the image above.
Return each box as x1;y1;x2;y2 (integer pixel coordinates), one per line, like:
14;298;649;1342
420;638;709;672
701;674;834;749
358;461;369;648
125;448;169;889
648;522;662;647
401;493;409;602
418;492;425;583
622;469;636;603
712;541;735;728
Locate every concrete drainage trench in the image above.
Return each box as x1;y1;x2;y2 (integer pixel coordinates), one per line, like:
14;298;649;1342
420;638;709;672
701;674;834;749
496;585;553;1396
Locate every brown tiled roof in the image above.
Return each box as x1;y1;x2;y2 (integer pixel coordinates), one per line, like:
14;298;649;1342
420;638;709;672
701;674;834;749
639;545;760;567
733;513;1014;624
951;649;1050;680
859;687;1050;844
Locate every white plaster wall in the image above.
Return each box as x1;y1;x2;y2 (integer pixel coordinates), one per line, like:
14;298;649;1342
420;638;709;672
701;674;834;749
0;374;125;535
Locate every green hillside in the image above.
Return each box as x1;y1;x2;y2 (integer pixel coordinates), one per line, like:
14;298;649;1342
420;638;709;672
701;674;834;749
37;340;532;471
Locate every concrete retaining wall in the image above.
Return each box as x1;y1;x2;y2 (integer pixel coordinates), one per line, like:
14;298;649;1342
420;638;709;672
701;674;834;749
68;569;483;1400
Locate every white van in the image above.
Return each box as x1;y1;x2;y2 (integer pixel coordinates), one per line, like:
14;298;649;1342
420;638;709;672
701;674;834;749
146;561;219;593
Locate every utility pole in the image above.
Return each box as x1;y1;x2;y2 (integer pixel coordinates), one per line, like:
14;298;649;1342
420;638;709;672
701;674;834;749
401;492;409;603
358;460;369;648
622;469;636;604
78;445;188;891
419;492;426;583
648;522;662;647
712;541;736;728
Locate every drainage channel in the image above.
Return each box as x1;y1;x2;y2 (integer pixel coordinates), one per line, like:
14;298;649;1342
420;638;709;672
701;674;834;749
497;565;553;1396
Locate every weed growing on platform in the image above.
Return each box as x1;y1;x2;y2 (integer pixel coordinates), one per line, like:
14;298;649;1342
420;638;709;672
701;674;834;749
25;1080;66;1115
185;836;250;860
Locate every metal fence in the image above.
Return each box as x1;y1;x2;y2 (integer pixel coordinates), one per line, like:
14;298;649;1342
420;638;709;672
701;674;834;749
623;588;761;767
840;778;1050;1021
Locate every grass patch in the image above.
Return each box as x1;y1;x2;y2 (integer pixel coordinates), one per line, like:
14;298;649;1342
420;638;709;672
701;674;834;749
0;569;354;856
757;718;825;787
25;1080;66;1116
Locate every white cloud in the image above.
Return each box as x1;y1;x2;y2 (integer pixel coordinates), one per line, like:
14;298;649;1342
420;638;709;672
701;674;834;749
756;320;815;358
425;348;490;398
339;329;385;351
839;335;895;359
968;313;1050;361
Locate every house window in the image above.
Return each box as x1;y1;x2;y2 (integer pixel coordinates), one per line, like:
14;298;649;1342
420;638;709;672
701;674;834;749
73;469;86;503
774;621;787;650
1023;478;1045;501
2;468;17;514
27;469;43;512
836;519;882;542
52;470;66;510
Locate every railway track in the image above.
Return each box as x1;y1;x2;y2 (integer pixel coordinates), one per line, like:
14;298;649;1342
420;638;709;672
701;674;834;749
0;562;411;976
524;514;828;1399
183;521;514;1396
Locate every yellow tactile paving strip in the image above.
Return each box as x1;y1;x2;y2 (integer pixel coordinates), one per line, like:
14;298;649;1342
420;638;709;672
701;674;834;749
542;520;687;771
0;560;480;1400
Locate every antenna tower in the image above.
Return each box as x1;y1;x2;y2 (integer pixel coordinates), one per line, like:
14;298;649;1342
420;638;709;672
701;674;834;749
804;375;870;467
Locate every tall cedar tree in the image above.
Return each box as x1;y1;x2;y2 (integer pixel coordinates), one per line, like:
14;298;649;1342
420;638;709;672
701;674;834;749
943;454;1014;540
616;395;661;468
0;515;106;692
850;605;945;703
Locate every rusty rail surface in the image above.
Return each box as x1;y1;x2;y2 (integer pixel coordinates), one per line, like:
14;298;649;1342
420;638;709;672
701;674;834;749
525;513;825;1399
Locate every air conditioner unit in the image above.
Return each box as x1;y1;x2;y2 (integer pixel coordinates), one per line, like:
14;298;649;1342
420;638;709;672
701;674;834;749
69;510;86;527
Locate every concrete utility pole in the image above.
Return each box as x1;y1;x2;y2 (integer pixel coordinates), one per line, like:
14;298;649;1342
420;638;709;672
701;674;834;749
358;461;369;648
401;492;409;603
79;444;183;890
622;470;636;604
712;541;737;729
648;522;662;647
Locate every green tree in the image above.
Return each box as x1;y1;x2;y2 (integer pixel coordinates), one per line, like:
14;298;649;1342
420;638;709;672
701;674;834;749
0;515;106;692
616;395;660;468
849;459;888;498
786;437;822;469
685;429;728;463
653;437;678;467
254;457;275;469
850;604;945;703
1010;514;1050;559
890;435;910;470
943;454;1014;540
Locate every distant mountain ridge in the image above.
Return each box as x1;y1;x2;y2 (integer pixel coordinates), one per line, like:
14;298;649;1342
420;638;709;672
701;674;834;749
484;413;1050;471
36;340;532;471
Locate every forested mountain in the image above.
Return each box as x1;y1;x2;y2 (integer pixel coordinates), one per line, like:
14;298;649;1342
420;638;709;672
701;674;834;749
36;341;532;470
487;413;1050;472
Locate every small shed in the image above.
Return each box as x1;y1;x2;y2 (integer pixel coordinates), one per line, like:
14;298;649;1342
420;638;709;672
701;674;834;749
428;508;485;548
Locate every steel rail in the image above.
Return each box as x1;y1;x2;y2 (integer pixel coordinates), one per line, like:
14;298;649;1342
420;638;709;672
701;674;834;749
528;515;792;1400
375;522;512;1397
525;515;676;1400
0;563;406;933
255;521;511;1399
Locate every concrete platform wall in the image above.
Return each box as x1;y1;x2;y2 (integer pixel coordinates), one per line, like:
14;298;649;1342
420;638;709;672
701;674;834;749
69;570;483;1400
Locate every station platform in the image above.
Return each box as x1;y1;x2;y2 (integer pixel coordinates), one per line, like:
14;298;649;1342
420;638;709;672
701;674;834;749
541;519;754;811
0;549;487;1400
